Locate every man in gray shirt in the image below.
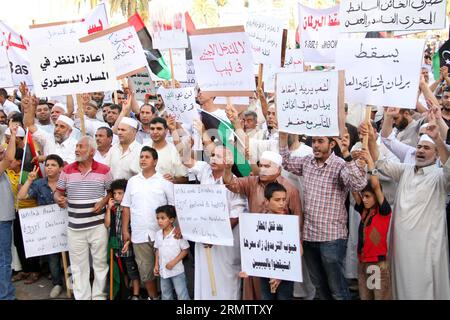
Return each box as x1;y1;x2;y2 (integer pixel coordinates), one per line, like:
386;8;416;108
0;127;18;300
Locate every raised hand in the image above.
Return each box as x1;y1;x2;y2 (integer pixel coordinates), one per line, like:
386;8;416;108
384;107;400;118
27;165;39;182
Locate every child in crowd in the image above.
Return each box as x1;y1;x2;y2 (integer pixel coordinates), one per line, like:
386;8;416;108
153;205;190;300
352;150;392;300
105;179;141;300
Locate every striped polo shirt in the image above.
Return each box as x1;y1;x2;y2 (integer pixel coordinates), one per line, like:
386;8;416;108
56;160;113;230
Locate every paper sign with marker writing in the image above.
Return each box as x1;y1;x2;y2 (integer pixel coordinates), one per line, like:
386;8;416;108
339;0;446;33
28;21;85;47
190;26;256;96
148;0;188;49
29;40;117;97
19;204;68;258
130;72;155;101
174;184;234;246
181;59;196;87
336;38;424;108
245;16;284;66
276;71;340;136
239;213;302;282
158;87;198;124
0;47;13;87
284;49;304;71
79;23;148;79
298;4;341;63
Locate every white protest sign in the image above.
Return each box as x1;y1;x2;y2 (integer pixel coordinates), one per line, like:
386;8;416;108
148;0;188;49
0;21;33;86
80;23;148;79
174;184;234;246
18;204;68;258
162;49;187;82
340;0;447;33
130;72;156;101
245;16;284;66
84;3;109;35
181;59;196;87
158;87;198;124
28;21;85;47
276;70;341;136
336;38;425;108
190;26;256;97
0;47;13;87
298;4;341;63
29;40;117;97
284;49;304;71
214;96;250;106
239;213;302;282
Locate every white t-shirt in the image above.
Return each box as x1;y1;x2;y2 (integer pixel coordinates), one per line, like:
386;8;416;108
121;172;174;243
154;228;190;279
32;128;77;164
146;141;187;178
106;140;142;180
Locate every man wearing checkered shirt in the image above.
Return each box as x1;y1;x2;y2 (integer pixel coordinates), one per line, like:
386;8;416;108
279;132;367;300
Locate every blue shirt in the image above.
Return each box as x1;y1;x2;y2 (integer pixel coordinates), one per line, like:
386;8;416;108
28;178;55;206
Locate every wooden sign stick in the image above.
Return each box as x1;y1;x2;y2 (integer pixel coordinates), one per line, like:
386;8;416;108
362;106;372;150
205;246;217;296
76;94;86;136
169;48;176;88
257;64;264;90
61;252;72;298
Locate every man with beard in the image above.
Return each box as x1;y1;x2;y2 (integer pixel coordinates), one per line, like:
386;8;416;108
91;91;105;107
390;108;423;148
223;150;302;300
22;95;77;165
366;117;450;299
136;104;157;145
55;136;112;300
280;133;367;300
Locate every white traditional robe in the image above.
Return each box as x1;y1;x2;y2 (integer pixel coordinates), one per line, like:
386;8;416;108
189;161;247;300
376;158;450;300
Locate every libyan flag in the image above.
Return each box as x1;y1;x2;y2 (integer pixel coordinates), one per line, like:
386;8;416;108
128;12;171;80
107;236;122;300
200;110;251;177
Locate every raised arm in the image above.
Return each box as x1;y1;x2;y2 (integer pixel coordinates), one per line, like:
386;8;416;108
21;94;37;134
0;126;17;175
17;165;39;200
426;113;450;165
279;131;305;176
112;95;132;135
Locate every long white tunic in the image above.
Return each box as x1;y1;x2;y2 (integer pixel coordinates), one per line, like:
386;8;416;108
189;161;247;300
376;158;450;300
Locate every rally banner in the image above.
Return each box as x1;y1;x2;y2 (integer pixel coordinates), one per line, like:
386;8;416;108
298;4;341;63
190;26;256;97
85;3;109;35
28;20;85;47
336;38;425;108
29;40;117;97
339;0;447;33
0;46;13;87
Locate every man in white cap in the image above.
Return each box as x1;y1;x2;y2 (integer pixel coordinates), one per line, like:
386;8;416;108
106;117;142;179
22;96;77;165
223;150;302;300
372;120;450;299
50;102;81;140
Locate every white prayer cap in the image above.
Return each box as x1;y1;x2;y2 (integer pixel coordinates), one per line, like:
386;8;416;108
53;102;67;113
418;134;435;145
5;126;25;137
120;117;138;129
56;115;74;128
260;151;283;167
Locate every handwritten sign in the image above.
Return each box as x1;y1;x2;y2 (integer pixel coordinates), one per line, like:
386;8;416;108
29;40;117;97
80;23;148;79
181;59;196;87
84;3;109;35
276;71;341;136
190;26;256;97
284;49;304;71
339;0;447;32
0;21;33;86
18;204;68;258
28;20;85;47
0;47;13;87
158;87;198;124
174;184;234;246
298;4;341;63
130;72;156;101
239;213;302;282
148;0;188;49
245;16;284;66
162;49;187;82
336;38;424;108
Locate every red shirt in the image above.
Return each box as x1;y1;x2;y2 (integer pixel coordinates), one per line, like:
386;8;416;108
355;199;391;263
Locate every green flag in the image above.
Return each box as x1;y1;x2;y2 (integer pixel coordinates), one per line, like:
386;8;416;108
432;52;440;81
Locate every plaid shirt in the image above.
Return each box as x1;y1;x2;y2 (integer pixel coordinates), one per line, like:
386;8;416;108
280;146;367;242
